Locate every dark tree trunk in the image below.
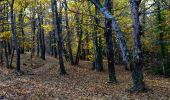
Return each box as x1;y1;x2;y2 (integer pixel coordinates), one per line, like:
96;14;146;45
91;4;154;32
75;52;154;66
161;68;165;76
0;42;3;64
10;0;21;71
7;42;11;55
85;33;90;61
31;8;36;65
97;35;103;71
74;13;83;65
18;9;25;54
94;7;103;72
156;1;166;75
52;0;67;75
129;0;145;92
38;13;46;60
63;0;74;65
9;48;14;67
75;27;83;65
4;41;9;68
36;30;40;56
88;2;103;71
104;0;117;83
0;4;4;65
51;1;58;58
90;0;130;71
49;31;53;55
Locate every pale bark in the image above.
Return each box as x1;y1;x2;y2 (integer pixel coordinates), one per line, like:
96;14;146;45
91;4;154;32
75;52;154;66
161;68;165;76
90;0;129;67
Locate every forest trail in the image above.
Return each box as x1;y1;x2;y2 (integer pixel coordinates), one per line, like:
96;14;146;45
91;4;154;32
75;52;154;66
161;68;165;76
0;54;170;99
32;56;58;75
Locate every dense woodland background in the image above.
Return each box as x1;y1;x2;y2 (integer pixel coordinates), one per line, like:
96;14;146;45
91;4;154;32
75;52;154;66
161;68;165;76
0;0;170;99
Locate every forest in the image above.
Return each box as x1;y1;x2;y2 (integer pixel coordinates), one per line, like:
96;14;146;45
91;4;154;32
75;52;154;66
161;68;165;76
0;0;170;99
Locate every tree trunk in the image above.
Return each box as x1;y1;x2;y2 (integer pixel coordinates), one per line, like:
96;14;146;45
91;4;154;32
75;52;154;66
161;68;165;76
31;8;36;55
90;0;130;70
18;9;25;54
4;41;9;68
38;13;45;60
88;2;103;71
52;0;67;75
104;0;117;82
74;13;83;65
36;30;40;56
51;1;58;58
10;0;21;71
0;42;3;64
63;0;74;65
31;8;36;65
156;0;166;75
129;0;145;92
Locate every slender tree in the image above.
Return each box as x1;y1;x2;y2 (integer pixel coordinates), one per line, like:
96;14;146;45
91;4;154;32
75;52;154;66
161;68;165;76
50;0;58;58
63;0;74;65
52;0;67;75
74;13;83;65
10;0;21;71
104;0;117;82
87;1;103;71
90;0;130;69
38;14;46;60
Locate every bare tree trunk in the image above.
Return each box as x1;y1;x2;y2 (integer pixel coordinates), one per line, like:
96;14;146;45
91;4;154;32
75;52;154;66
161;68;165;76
0;42;3;64
10;0;21;71
36;30;40;56
31;8;36;66
90;0;130;69
18;9;25;54
38;10;46;60
104;0;117;83
52;0;67;75
51;0;58;58
74;13;83;65
87;2;103;71
4;41;9;68
129;0;145;92
63;0;74;65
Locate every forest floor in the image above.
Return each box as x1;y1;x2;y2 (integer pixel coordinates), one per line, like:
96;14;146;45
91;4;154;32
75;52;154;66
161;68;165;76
0;53;170;100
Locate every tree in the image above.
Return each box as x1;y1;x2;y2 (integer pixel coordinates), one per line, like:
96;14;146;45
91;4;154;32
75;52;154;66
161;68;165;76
89;0;130;69
129;0;145;92
50;0;58;58
87;1;103;72
104;0;117;82
63;0;74;65
89;0;146;91
10;0;21;71
74;10;83;65
52;0;67;75
38;13;46;60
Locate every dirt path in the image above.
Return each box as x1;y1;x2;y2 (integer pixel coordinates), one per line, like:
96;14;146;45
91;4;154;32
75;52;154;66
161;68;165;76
0;55;170;99
32;56;58;75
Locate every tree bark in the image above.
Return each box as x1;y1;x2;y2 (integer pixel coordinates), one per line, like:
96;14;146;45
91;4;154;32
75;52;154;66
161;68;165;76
88;2;103;71
52;0;67;75
38;13;46;60
18;9;25;54
104;0;117;82
74;13;83;65
4;41;9;68
51;0;58;58
63;0;74;65
10;0;21;71
90;0;130;69
129;0;145;92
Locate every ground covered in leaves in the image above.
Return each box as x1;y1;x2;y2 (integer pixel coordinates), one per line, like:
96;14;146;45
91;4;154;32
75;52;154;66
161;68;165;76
0;54;170;99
